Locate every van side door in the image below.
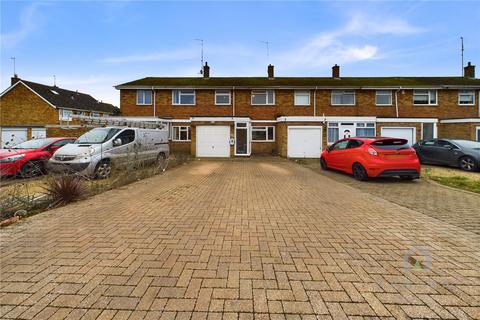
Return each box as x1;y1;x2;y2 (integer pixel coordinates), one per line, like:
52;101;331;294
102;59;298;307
111;129;137;166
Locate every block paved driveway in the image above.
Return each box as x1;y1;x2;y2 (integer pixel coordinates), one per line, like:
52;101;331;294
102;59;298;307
1;159;479;320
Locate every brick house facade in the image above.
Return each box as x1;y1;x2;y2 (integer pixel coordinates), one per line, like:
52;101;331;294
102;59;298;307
116;63;480;158
0;77;117;147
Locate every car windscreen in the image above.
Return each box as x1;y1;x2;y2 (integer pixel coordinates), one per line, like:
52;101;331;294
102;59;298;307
10;138;56;149
75;128;121;144
453;140;480;149
371;139;410;150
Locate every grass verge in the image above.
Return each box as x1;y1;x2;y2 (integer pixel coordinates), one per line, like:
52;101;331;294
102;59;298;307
423;166;480;194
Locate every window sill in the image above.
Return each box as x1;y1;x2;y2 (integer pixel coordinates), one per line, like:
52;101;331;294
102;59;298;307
136;104;152;106
172;104;196;106
215;104;231;106
413;104;438;107
294;104;311;107
375;104;393;107
331;104;356;106
251;104;275;106
252;140;275;143
458;104;475;106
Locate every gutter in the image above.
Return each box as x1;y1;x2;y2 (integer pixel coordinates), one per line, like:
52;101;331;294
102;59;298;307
394;87;402;118
152;86;156;117
232;86;236;117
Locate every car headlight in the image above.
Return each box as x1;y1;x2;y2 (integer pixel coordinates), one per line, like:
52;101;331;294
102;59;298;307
0;154;25;163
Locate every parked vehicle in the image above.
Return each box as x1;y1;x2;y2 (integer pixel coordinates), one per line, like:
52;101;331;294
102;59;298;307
413;139;480;172
0;137;76;178
48;127;170;178
320;137;420;181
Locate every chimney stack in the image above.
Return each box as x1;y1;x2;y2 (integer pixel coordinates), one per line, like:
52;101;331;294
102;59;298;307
203;62;210;79
268;64;274;79
332;64;340;78
464;62;475;78
11;74;20;86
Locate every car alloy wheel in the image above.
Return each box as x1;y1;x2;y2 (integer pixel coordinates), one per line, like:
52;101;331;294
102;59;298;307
320;158;328;170
19;161;43;178
352;163;368;181
459;157;476;171
95;161;111;179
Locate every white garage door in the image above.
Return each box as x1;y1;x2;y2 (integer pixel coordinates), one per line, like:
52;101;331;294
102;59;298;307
31;128;47;139
287;126;322;158
196;126;230;157
381;127;416;145
1;128;28;148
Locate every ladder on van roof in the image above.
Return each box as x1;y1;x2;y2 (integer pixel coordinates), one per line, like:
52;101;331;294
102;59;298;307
70;114;170;130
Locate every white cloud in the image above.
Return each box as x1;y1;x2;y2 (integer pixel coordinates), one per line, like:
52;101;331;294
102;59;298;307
278;13;423;71
1;3;47;47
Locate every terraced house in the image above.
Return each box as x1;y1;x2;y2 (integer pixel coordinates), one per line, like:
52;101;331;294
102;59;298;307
116;63;480;158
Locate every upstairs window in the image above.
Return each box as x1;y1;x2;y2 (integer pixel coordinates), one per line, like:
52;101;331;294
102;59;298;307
251;90;275;105
331;90;355;105
413;90;437;105
252;126;275;142
294;90;310;106
375;90;393;106
215;90;231;105
173;89;195;105
458;90;475;105
136;90;152;105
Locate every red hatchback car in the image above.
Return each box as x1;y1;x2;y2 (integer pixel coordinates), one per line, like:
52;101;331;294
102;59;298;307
0;137;76;178
320;137;421;181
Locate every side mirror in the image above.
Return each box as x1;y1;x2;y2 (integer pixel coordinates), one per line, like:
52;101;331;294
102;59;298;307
47;145;60;152
113;138;122;147
326;146;332;152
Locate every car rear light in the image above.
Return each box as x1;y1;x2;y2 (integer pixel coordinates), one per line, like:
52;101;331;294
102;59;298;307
367;148;378;156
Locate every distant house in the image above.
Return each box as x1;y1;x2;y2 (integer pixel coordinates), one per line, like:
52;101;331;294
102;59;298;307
0;76;118;147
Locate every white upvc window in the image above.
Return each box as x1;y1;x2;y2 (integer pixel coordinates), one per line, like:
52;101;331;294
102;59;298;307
375;90;393;106
251;90;275;105
294;90;310;106
458;90;475;105
136;90;152;105
171;126;191;141
215;90;231;105
251;126;275;142
413;89;437;105
172;89;195;105
59;109;73;121
331;90;355;105
91;112;100;118
355;122;375;137
327;123;339;143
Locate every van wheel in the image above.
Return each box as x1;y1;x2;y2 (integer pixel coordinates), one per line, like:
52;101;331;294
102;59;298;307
352;163;368;181
320;158;328;170
19;161;44;178
94;160;111;179
459;156;477;171
157;153;167;172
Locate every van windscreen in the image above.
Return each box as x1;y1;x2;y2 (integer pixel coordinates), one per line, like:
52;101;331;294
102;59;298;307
76;128;121;144
371;139;409;150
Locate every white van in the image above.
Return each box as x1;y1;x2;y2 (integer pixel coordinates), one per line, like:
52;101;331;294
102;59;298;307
49;126;169;178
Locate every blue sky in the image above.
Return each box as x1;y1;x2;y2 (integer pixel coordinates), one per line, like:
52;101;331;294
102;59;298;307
1;1;479;106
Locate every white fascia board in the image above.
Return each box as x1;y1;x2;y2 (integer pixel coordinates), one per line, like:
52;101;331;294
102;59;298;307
190;116;250;122
377;118;438;123
277;116;325;122
0;81;57;109
440;118;480;123
324;116;376;122
251;120;278;123
171;119;192;123
108;116;169;122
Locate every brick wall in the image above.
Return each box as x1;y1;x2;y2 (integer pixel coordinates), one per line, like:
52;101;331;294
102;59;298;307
439;122;480;141
46;127;90;138
120;88;479;120
1;83;59;126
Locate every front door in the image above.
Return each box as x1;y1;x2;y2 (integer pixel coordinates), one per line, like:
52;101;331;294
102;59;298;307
235;122;250;156
339;123;355;139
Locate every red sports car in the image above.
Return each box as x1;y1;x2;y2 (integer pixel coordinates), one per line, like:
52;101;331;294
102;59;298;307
0;137;76;178
320;137;421;181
